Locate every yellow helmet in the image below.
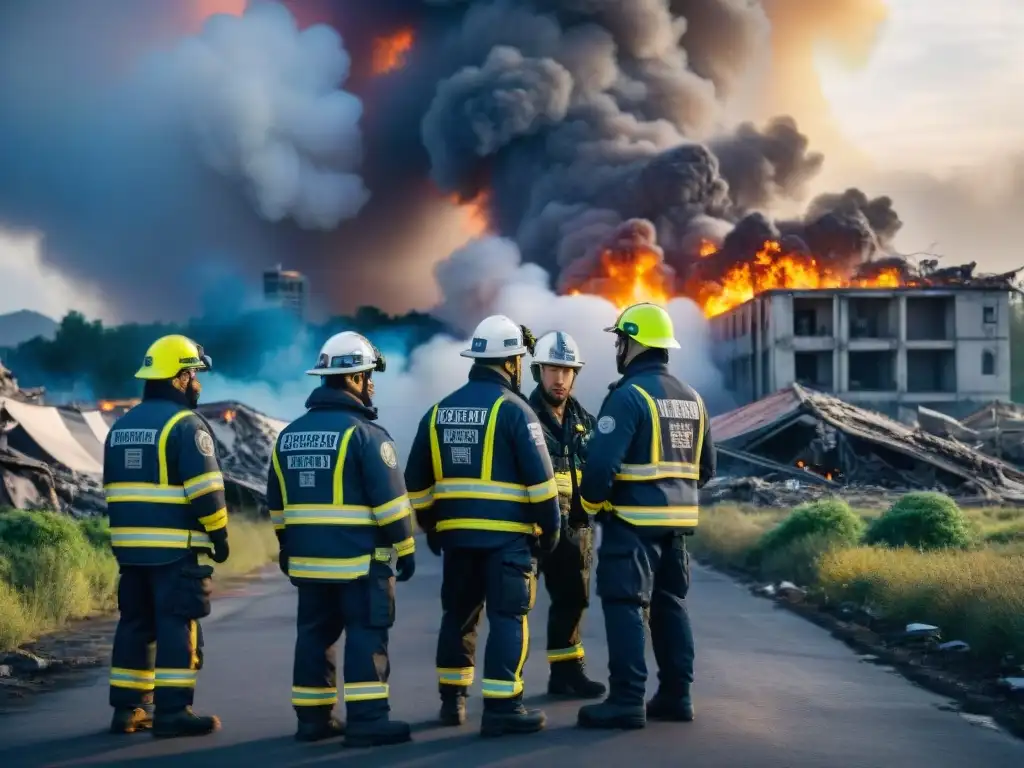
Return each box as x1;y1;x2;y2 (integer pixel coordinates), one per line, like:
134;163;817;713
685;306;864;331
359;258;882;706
604;302;680;349
134;335;212;380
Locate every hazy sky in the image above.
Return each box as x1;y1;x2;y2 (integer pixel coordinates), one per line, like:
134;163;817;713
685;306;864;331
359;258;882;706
818;0;1024;172
1;0;1022;322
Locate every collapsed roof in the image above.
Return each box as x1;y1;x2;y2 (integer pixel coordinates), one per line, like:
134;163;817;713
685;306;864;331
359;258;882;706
710;383;1024;502
0;398;284;516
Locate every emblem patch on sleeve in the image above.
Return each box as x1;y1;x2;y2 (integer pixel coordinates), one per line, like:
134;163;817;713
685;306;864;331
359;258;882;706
195;430;215;457
597;416;616;434
380;441;398;468
527;422;545;446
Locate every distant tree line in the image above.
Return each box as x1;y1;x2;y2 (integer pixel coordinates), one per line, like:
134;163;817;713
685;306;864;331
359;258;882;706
0;306;447;400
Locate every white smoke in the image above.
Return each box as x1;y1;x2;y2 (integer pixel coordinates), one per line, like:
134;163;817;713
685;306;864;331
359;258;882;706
154;1;369;229
202;236;726;463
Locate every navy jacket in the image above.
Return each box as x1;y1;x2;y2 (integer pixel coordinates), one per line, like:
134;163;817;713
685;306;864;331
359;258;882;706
527;388;595;515
579;354;715;537
103;394;228;566
405;366;560;550
266;386;415;582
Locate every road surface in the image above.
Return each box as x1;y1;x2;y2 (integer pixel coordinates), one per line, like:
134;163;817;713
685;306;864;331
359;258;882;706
1;550;1022;768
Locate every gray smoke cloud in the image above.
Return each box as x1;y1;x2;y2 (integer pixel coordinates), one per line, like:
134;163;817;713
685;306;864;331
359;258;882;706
157;2;370;229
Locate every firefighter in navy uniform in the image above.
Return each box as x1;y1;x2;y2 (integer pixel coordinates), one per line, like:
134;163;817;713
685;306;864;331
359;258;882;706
573;302;716;730
527;331;606;699
104;334;230;739
404;315;561;738
267;331;416;749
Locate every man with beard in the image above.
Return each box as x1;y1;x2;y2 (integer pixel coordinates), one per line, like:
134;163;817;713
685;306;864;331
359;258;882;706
572;303;715;731
268;331;416;749
405;314;561;737
527;331;606;700
104;335;230;739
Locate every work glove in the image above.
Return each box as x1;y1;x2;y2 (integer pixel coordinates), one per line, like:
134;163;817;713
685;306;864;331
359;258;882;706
425;529;442;557
277;547;289;576
209;534;230;564
396;552;416;582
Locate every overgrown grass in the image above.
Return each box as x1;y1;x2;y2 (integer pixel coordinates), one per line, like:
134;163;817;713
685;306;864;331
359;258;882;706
0;509;276;652
693;498;1024;663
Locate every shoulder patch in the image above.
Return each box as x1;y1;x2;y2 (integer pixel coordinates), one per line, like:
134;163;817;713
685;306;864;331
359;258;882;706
527;422;546;446
195;429;216;457
380;440;398;469
597;416;616;434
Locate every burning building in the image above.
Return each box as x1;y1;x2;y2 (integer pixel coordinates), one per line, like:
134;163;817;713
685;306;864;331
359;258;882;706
710;278;1018;420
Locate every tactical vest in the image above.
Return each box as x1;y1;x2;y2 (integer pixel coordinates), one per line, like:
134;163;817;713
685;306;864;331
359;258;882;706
103;402;214;566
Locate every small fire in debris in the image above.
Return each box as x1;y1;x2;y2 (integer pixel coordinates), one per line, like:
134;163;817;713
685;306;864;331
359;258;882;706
222;409;237;423
372;28;414;75
567;247;673;310
796;460;837;482
98;398;141;413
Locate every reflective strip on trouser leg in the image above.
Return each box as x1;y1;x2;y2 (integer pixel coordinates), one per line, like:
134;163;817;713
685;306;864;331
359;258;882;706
481;613;529;699
292;686;339;707
110;667;156;692
547;644;584;663
344;682;389;702
342;583;391;721
438;667;474;687
109;567;157;709
153;608;201;711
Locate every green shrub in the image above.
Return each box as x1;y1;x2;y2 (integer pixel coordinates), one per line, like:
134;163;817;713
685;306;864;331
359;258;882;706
865;492;974;550
757;499;864;555
0;510;94;589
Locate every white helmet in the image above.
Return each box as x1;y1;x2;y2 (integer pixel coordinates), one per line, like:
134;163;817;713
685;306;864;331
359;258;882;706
305;331;386;376
460;315;530;359
531;331;584;370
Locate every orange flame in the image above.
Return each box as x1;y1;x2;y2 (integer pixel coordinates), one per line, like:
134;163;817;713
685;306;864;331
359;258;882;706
451;191;492;238
98;398;141;413
567;247;673;310
223;409;237;423
372;28;414;74
697;240;903;317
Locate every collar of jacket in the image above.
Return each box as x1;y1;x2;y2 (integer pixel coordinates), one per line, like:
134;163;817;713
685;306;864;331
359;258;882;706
619;350;669;382
468;363;516;392
142;380;190;407
528;388;583;441
304;385;378;420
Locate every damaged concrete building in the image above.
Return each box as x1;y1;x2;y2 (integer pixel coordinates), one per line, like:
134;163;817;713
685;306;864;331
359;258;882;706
710;285;1013;420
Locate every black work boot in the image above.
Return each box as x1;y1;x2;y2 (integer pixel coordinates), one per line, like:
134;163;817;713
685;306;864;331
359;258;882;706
480;704;547;738
577;700;646;730
110;707;152;734
439;693;467;726
548;661;607;699
646;689;694;722
342;718;412;748
295;715;346;742
152;707;221;739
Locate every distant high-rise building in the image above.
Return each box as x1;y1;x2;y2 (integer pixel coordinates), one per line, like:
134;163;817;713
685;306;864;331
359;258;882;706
263;265;308;320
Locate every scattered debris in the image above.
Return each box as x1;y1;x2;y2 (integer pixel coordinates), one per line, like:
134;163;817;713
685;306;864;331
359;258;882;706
710;384;1024;504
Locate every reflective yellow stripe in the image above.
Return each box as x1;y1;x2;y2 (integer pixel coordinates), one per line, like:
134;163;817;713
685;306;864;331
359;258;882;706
110;527;212;549
283;504;374;525
434;518;538;534
103;482;187;504
288;555;372;580
694;391;706;470
615;461;699;481
481;397;503;480
292;686;338;706
155;668;197;688
547;644;584;662
372;494;413;525
272;446;288;507
343;682;389;701
109;667;155;691
581;497;610;515
526;477;557;502
183;471;224;500
615;505;699;526
554;469;582;495
482;678;524;698
159;411;193;486
331;426;357;506
433;478;534;503
198;507;228;532
438;667;474;686
408;487;433;510
631;385;661;465
428;403;443;480
394;536;416;556
270;508;284;530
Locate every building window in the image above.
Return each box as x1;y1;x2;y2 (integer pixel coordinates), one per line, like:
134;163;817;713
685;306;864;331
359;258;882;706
983;305;996;324
982;349;996;376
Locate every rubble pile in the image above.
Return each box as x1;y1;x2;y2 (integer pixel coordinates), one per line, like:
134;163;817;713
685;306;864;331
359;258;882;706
710;384;1024;505
0;361;44;405
916;400;1024;469
196;401;287;498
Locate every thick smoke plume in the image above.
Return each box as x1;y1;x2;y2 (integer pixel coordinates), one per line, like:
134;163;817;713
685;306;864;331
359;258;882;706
158;2;370;229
